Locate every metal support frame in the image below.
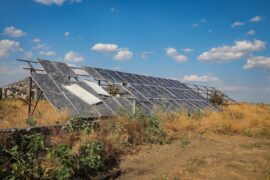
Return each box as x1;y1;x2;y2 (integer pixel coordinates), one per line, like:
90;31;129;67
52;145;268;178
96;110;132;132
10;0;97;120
184;83;238;105
17;59;43;118
31;91;43;116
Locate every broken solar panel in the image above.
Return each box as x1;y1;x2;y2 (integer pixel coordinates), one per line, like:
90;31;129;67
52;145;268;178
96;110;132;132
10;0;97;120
87;67;219;112
33;59;218;118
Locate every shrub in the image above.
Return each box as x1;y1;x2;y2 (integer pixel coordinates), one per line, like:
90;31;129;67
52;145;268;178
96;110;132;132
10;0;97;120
78;141;104;174
46;144;74;179
67;116;93;134
209;92;224;105
119;110;168;144
1;133;44;179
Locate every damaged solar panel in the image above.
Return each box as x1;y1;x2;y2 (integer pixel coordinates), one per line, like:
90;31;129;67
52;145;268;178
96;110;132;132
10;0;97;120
32;59;219;118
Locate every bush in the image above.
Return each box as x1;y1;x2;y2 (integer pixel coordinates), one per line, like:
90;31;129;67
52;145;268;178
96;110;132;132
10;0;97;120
46;144;74;179
67;117;93;134
1;133;44;179
118;110;168;144
78;141;104;174
209;92;224;105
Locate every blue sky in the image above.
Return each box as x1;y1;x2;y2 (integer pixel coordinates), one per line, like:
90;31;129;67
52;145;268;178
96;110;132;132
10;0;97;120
0;0;270;103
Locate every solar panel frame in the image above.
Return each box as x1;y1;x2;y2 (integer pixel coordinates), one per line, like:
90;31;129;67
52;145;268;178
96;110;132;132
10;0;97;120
35;61;219;118
53;62;78;78
38;59;63;76
83;67;105;80
32;74;62;93
94;68;117;82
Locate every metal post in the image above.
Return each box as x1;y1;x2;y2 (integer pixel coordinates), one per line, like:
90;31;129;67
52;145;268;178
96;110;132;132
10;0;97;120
31;92;43;116
28;73;32;117
132;99;136;114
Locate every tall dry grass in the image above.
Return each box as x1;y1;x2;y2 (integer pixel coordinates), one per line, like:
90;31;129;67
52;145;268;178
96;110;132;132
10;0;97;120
0;99;69;129
162;103;270;138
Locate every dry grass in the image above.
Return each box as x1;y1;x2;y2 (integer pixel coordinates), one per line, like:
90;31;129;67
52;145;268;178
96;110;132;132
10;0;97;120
163;103;270;138
0;99;69;129
1;98;270;139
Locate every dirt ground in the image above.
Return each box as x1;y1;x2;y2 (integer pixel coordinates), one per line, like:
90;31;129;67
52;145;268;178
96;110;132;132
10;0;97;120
118;134;270;180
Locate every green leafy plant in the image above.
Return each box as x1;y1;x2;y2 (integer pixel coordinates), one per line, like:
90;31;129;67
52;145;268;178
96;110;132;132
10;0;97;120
78;141;104;174
46;144;74;179
120;110;168;144
2;133;44;179
67;117;93;134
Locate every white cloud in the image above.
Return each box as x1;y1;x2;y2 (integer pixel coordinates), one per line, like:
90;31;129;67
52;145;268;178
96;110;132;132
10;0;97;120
24;51;33;59
64;32;70;37
182;48;194;53
250;16;262;22
246;30;255;35
200;18;207;23
91;43;118;53
34;0;81;5
244;56;270;70
64;51;84;62
32;38;41;43
231;21;244;28
113;49;133;61
182;73;219;82
165;47;188;63
3;26;26;38
0;39;23;59
0;64;25;75
39;50;56;56
198;40;265;63
191;23;199;28
208;29;213;33
91;43;133;61
192;19;207;28
140;51;152;59
0;64;28;86
33;43;49;50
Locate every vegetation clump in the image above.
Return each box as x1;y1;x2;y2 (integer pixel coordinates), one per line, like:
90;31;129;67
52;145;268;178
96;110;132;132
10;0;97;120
209;92;224;105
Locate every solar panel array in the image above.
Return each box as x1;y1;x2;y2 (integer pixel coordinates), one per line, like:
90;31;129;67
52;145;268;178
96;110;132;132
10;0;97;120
84;67;219;113
33;59;218;118
33;59;135;117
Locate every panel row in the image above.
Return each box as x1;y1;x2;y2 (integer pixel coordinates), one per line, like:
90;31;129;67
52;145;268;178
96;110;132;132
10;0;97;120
32;73;135;117
88;67;190;89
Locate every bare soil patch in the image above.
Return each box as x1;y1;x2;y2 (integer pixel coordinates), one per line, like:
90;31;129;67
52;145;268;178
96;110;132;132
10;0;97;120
119;134;270;180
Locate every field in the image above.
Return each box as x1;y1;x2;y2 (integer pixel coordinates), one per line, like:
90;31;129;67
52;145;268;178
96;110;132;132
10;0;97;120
0;99;270;179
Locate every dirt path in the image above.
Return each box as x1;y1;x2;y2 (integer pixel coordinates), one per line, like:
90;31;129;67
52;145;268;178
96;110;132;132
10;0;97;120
118;134;270;180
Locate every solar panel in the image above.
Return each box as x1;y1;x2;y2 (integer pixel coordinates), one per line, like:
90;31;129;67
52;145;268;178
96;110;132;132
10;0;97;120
38;59;63;76
114;97;133;112
32;74;61;93
44;92;78;114
83;67;105;80
32;60;219;118
53;61;78;78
